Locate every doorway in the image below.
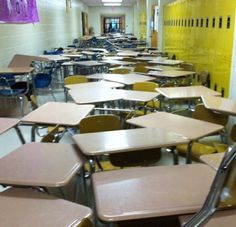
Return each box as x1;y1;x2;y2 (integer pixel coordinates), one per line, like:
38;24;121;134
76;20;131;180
101;16;125;34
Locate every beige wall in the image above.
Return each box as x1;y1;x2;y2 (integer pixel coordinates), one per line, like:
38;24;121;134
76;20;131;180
88;6;134;36
0;0;87;67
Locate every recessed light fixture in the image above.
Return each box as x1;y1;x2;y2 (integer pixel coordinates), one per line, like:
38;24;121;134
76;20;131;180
103;3;122;6
102;0;122;2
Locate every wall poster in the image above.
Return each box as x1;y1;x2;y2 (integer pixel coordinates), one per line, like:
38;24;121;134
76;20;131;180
0;0;39;23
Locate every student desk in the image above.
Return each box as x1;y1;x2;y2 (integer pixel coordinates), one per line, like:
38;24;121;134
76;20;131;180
146;65;183;71
127;112;223;163
117;51;140;57
156;86;220;100
0;67;34;75
99;59;136;66
200;152;224;170
179;209;236;227
103;73;155;85
135;56;167;62
201;95;236;116
92;164;215;223
148;70;195;79
22;102;94;126
148;59;184;66
0;187;92;227
156;86;221;111
39;54;70;62
21;102;94;141
73;127;188;170
0;118;25;144
65;81;124;89
69;87;122;104
0;142;84;187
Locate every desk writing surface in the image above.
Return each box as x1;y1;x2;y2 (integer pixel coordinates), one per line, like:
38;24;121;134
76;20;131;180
116;89;159;102
149;59;184;65
92;164;215;222
22;102;94;126
202;95;236;116
200;152;224;170
146;65;183;71
104;73;155;85
117;51;140;57
148;70;195;78
99;60;136;66
0;142;84;187
127;112;223;140
69;87;122;104
179;209;236;227
0;67;34;74
73;60;106;67
0;187;91;227
66;81;124;89
0;118;19;134
156;86;221;99
73;128;189;156
39;55;70;61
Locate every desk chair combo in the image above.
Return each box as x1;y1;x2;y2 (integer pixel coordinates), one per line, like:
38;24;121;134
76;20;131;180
177;104;229;161
79;114;161;173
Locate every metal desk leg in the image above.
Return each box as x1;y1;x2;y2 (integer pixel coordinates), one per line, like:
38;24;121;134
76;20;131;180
31;125;36;142
186;141;193;164
14;126;26;144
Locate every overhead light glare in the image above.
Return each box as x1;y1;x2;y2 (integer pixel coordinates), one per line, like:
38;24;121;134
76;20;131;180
103;3;122;6
102;0;122;2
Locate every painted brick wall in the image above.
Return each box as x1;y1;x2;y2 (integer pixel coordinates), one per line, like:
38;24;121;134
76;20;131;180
0;0;87;67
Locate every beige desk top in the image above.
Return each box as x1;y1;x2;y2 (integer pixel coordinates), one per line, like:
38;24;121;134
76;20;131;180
0;187;91;227
92;164;214;222
149;59;184;65
61;53;83;58
146;65;183;71
200;152;224;170
39;55;70;61
104;73;155;85
0;118;19;134
117;51;140;57
69;87;122;104
73;60;107;67
202;95;236;116
156;86;221;99
0;142;84;187
21;102;94;126
179;209;236;227
99;60;136;66
148;70;195;78
65;81;124;89
0;67;34;74
103;56;124;60
116;89;159;102
73;128;189;156
127;112;223;140
135;56;167;61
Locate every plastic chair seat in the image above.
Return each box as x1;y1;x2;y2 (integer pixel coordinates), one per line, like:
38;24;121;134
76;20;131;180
177;142;216;161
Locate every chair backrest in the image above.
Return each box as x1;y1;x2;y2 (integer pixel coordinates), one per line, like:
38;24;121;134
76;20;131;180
111;68;130;74
193;104;229;126
34;73;52;88
133;66;149;74
41;125;61;143
64;75;88;85
0;94;29;117
79;114;121;133
78;218;93;227
197;71;210;87
133;81;159;92
180;63;195;71
183;143;236;226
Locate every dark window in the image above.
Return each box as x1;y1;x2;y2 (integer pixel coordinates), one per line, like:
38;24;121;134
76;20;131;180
196;18;199;27
227;16;231;29
206;18;209;27
219;16;222;28
212;17;216;28
200;18;204;27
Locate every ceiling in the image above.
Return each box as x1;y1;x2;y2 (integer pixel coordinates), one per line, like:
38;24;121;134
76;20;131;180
81;0;138;6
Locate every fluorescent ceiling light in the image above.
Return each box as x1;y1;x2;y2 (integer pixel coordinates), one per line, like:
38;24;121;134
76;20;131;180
103;3;122;6
102;0;122;2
